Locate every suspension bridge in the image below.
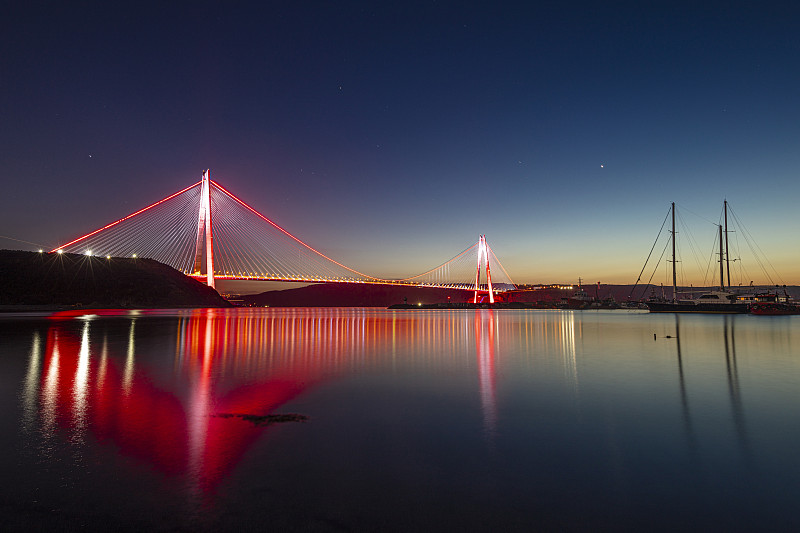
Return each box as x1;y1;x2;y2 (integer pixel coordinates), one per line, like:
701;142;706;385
51;170;515;302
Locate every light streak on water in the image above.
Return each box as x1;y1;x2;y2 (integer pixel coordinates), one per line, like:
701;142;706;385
21;330;42;435
123;318;136;394
70;320;91;444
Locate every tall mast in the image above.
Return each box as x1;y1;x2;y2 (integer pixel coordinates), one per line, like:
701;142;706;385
724;199;731;288
719;224;725;291
671;202;677;302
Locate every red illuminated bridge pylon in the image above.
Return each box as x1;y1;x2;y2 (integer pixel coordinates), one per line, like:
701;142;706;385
193;169;215;289
51;169;516;292
474;235;495;304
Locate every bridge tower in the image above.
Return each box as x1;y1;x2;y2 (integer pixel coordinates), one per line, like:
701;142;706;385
192;169;215;289
473;235;495;304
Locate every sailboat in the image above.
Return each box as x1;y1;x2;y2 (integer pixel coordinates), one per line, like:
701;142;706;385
646;202;750;314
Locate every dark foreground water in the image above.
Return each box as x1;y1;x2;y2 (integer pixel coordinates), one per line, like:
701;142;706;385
1;308;799;531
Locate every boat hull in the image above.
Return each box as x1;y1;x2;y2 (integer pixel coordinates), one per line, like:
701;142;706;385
750;303;800;315
646;301;750;314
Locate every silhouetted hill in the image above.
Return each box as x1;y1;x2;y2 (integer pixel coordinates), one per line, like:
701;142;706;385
241;283;477;307
0;249;230;309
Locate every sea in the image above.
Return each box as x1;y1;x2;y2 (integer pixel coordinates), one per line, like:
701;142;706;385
1;308;799;531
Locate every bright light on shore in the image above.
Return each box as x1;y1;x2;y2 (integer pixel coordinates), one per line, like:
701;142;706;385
57;249;63;254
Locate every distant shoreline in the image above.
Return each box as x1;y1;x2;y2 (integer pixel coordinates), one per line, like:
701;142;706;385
0;304;93;313
387;302;637;310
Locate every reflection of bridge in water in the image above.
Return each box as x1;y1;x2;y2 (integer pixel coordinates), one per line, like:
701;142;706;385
25;312;317;494
21;308;594;499
25;309;573;495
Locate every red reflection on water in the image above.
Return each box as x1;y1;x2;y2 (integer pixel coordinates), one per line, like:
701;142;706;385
475;310;497;435
32;308;513;495
37;311;321;495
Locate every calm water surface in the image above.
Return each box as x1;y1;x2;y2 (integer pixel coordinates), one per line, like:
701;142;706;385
1;308;799;531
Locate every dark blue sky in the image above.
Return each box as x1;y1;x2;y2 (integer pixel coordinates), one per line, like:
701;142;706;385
3;2;799;284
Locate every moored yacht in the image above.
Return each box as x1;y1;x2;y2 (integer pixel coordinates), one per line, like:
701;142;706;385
645;201;749;314
647;290;750;313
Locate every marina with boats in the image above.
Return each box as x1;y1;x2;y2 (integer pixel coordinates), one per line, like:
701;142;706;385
639;201;799;315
